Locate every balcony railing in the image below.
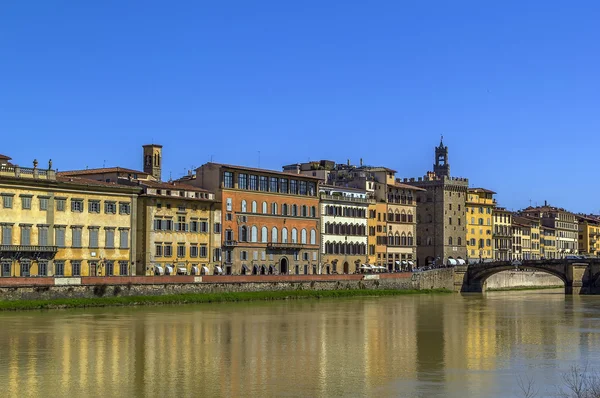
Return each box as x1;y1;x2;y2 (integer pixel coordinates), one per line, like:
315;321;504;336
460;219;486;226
0;245;58;253
0;165;56;180
267;242;304;250
320;193;374;204
223;241;238;247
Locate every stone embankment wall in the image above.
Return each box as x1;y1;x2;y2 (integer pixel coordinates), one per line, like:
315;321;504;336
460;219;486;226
484;270;563;290
0;269;454;301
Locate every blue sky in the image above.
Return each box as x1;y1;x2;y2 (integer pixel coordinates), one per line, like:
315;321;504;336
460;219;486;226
1;1;599;213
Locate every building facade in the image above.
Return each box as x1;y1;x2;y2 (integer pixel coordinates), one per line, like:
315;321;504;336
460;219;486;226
540;225;557;259
133;180;220;276
493;207;512;261
576;215;600;256
521;203;578;257
465;188;496;262
319;185;370;274
181;163;321;275
404;139;468;266
1;159;139;278
60;145;223;276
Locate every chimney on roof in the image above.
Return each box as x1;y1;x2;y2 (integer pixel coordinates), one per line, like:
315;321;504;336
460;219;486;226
544;200;547;206
360;158;363;167
347;159;350;166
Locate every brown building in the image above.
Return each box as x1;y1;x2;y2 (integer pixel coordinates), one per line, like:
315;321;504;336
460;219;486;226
180;163;321;275
403;139;468;266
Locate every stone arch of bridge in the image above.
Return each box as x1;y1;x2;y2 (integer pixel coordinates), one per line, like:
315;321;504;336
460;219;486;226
468;264;569;292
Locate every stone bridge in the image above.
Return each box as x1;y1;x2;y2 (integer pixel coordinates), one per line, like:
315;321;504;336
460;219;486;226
454;259;600;294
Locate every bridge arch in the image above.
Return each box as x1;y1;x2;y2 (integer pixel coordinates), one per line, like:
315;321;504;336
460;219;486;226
459;260;579;294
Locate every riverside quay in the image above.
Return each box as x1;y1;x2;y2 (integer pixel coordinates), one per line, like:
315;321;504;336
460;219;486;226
1;138;598;280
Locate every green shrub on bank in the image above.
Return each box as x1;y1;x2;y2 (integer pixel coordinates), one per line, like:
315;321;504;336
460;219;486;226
0;288;452;311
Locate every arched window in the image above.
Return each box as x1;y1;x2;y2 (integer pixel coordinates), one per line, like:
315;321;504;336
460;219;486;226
252;201;257;213
271;202;278;215
395;210;401;222
291;228;298;243
240;226;248;242
292;205;298;216
301;229;307;244
458;237;462;246
251;226;258;242
311;206;316;217
388;234;394;246
282;204;288;216
407;233;413;246
261;227;268;243
282;228;288;243
302;205;307;217
262;202;267;214
388;211;394;222
426;237;432;245
401;210;407;223
407;211;413;223
272;227;278;243
241;200;247;212
448;236;453;245
395;233;401;246
478;218;483;225
310;229;316;245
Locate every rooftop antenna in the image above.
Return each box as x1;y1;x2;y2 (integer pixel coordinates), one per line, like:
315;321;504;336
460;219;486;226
103;160;106;168
210;155;213;162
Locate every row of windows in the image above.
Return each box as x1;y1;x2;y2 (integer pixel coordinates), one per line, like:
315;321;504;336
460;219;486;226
155;243;208;258
468;217;491;226
324;242;367;255
467;238;492;248
155;244;221;261
1;194;131;214
224;172;317;196
227;226;317;245
375;233;414;246
231;199;317;218
324;223;366;236
0;225;128;249
0;260;129;277
153;218;221;233
386;194;414;205
324;205;367;218
387;211;414;223
465;206;492;214
416;237;463;246
239;250;317;262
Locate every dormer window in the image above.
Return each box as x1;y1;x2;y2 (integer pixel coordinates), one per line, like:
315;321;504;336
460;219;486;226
166;190;171;196
157;189;162;195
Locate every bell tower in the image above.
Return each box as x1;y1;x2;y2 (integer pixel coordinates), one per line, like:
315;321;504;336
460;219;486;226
142;144;163;181
433;136;450;177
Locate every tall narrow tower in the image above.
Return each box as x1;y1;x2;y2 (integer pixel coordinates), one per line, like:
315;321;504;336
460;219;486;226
433;136;450;177
142;144;163;181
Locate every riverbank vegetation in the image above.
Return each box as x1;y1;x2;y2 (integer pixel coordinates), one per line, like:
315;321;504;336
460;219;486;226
0;288;452;311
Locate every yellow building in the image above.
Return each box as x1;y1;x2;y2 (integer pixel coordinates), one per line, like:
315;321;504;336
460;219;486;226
134;180;220;275
577;215;600;256
0;157;139;277
492;207;512;261
514;216;541;260
540;225;557;259
511;223;523;260
465;188;496;262
59;144;222;276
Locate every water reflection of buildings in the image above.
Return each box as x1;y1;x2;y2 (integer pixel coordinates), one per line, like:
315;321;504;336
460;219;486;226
0;293;594;398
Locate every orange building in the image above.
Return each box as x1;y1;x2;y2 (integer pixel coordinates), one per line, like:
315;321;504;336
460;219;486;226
180;163;321;275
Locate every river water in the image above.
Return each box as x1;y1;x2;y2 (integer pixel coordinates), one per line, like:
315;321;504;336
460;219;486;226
1;290;600;397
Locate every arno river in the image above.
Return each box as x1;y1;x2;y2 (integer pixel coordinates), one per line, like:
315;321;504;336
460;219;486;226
1;290;600;397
